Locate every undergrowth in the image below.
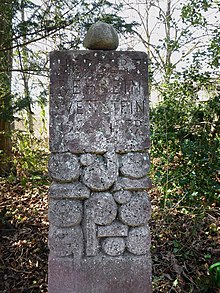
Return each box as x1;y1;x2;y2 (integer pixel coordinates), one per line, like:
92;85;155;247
150;82;220;207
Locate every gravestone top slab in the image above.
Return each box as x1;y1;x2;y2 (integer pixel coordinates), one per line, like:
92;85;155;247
50;50;149;154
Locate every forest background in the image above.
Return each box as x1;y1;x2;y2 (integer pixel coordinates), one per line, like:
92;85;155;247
0;0;219;292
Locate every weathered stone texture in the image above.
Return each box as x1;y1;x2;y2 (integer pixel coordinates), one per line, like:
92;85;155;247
48;226;83;257
86;192;117;226
113;190;132;204
102;237;125;256
97;221;128;237
48;153;80;182
49;50;149;153
48;199;82;227
82;152;118;191
119;193;151;227
49;182;90;199
80;153;95;166
83;205;98;257
126;226;151;255
120;152;150;178
113;176;152;191
48;50;151;292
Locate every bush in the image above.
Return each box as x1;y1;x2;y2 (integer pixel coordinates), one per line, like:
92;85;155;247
8;131;49;186
150;81;220;206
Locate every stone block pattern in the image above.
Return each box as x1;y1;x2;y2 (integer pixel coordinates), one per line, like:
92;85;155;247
48;152;151;258
48;50;152;293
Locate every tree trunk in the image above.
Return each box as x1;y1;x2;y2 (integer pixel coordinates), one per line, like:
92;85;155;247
0;0;13;175
165;0;172;83
21;0;34;134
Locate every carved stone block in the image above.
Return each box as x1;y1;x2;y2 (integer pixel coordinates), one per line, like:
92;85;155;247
49;182;90;199
48;153;80;182
113;176;152;191
126;226;151;255
48;255;152;293
97;221;128;237
83;204;99;257
48;199;82;227
119;193;151;227
113;190;132;204
49;51;149;153
120;152;150;179
102;237;125;256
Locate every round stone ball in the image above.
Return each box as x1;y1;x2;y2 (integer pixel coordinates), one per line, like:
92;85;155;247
83;21;119;50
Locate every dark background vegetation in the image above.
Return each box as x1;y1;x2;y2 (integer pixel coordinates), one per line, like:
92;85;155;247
0;0;219;292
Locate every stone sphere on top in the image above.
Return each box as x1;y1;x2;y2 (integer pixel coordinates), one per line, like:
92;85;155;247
83;21;119;50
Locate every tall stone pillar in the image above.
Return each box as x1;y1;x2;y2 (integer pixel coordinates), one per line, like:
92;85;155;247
48;47;151;292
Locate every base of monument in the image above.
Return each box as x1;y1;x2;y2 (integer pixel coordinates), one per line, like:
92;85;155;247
48;254;152;293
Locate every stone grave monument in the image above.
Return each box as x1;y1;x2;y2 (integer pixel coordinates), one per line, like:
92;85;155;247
48;22;152;293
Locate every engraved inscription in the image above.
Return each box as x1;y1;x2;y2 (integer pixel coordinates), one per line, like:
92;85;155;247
70;77;142;97
68;99;147;117
114;100;147;116
50;51;149;153
73;79;81;94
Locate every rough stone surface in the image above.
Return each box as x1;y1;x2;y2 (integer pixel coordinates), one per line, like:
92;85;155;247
113;190;132;204
48;182;90;199
83;192;118;256
82;151;118;191
102;237;125;256
49;50;149;153
126;226;151;255
80;153;95;166
48;153;80;182
119;194;151;226
97;221;128;237
113;176;152;191
83;21;119;50
120;152;150;179
83;204;99;257
88;192;117;225
48;226;83;257
48;199;82;227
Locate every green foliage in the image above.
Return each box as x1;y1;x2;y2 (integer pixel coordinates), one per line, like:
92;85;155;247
148;0;219;207
208;29;220;68
209;262;220;288
181;0;211;26
150;81;220;206
9;131;49;186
